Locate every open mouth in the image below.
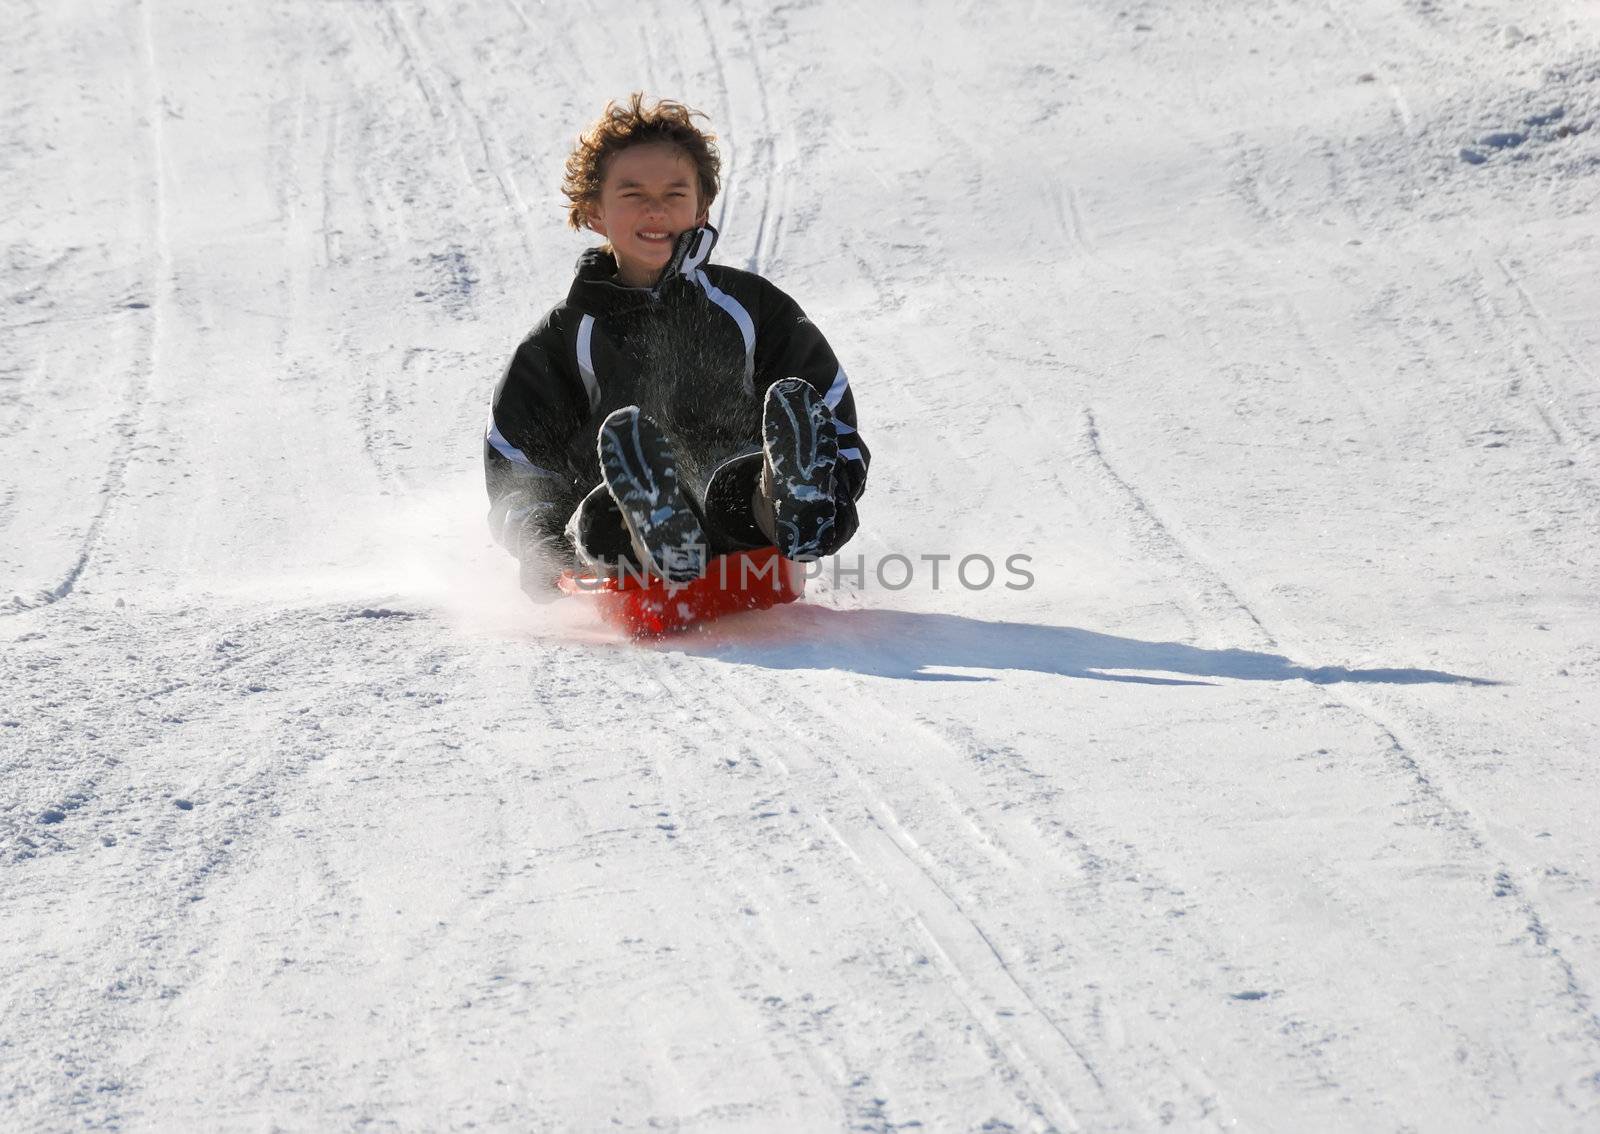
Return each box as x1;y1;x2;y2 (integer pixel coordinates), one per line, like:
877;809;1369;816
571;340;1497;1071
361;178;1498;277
637;230;674;246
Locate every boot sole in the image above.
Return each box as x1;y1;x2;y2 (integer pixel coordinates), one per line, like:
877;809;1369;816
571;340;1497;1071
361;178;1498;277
598;407;708;582
763;379;838;561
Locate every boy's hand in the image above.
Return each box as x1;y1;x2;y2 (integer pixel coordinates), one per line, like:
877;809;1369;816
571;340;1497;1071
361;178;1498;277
663;226;714;282
517;550;563;603
511;513;565;602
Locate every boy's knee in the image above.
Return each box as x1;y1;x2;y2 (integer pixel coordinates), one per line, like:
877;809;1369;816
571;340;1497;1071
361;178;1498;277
703;451;768;549
565;483;638;572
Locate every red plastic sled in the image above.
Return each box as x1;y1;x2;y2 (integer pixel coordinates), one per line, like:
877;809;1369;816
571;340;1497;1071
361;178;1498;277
557;547;806;637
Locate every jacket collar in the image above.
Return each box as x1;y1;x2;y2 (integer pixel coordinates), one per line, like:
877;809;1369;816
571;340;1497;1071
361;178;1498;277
567;224;721;316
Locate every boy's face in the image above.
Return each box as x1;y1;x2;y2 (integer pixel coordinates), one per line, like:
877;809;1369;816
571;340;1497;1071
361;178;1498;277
588;142;708;287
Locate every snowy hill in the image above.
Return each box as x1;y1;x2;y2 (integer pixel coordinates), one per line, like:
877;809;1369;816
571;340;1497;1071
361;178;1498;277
4;0;1599;1129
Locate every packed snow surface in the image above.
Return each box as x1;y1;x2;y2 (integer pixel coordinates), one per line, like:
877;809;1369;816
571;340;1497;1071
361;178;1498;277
4;0;1600;1129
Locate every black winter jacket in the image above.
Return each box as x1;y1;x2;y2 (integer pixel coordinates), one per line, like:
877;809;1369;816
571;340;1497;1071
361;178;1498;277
484;225;870;566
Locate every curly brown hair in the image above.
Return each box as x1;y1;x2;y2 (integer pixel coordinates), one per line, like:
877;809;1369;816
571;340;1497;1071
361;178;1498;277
561;92;721;231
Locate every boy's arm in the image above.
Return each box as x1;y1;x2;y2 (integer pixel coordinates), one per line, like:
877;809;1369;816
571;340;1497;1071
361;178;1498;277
484;317;588;567
754;283;871;501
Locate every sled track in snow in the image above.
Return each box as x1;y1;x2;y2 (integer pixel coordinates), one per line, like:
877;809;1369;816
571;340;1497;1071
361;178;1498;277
5;0;171;617
694;0;785;277
779;667;1245;1129
601;669;850;1126
1076;406;1600;1060
1471;254;1600;493
633;642;1261;1131
640;652;1110;1130
1076;409;1276;652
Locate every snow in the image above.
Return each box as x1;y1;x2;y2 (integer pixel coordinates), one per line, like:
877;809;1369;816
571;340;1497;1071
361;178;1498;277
4;0;1600;1129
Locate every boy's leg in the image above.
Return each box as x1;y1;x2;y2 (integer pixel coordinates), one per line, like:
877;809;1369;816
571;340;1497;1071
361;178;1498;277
563;483;643;576
758;378;851;560
700;450;767;554
699;386;861;561
752;464;859;557
597;406;709;583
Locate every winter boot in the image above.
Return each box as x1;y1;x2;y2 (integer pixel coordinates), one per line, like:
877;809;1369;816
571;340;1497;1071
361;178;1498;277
761;378;839;561
597;406;708;583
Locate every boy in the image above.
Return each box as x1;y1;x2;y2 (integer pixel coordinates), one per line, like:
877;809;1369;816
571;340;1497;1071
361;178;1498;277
483;93;870;595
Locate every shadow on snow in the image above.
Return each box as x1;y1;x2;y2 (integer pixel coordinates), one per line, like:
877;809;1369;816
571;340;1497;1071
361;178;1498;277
653;605;1500;687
